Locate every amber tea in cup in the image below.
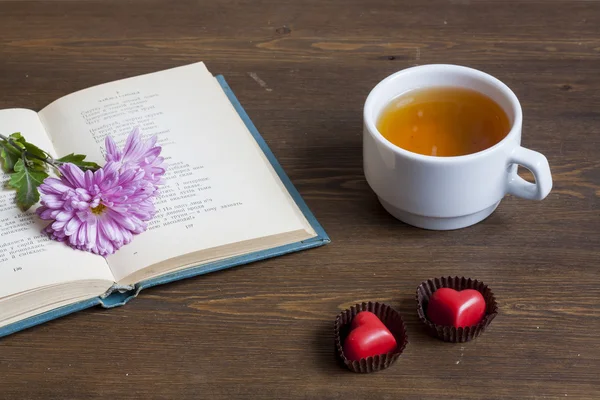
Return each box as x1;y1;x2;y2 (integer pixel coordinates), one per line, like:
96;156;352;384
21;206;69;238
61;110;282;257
376;86;511;157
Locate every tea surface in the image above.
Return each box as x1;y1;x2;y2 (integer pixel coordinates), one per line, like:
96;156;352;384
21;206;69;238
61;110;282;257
376;87;510;157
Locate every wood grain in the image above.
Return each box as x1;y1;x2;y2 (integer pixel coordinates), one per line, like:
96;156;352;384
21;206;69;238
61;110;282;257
0;0;599;399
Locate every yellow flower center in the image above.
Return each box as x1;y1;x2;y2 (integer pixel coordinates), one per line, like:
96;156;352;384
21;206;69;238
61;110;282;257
91;203;106;215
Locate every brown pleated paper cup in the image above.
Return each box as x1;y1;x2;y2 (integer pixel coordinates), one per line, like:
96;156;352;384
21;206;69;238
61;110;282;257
416;276;498;343
334;302;408;373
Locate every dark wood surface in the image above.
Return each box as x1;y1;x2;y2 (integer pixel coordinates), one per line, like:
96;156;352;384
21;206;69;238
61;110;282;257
1;1;599;399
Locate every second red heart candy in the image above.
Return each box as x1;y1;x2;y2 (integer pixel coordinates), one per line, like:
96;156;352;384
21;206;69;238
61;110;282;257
426;288;486;328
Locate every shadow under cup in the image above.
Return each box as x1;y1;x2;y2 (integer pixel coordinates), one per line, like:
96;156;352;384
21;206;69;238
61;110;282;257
362;64;552;230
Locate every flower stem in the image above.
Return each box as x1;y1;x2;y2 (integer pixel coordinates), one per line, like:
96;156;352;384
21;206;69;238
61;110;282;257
0;133;61;170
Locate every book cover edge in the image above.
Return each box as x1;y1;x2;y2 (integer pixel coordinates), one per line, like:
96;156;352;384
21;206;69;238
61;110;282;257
0;297;101;339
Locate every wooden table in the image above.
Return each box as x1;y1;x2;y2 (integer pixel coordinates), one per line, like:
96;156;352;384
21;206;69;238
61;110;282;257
1;1;599;399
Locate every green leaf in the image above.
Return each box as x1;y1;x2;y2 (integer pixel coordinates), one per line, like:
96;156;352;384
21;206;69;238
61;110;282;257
8;132;26;150
0;132;26;172
0;143;20;172
8;159;48;211
57;153;101;171
27;158;48;172
57;153;86;163
14;133;51;172
23;141;50;161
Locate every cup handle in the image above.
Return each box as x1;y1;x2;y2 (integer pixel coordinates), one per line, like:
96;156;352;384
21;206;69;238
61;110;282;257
506;146;552;200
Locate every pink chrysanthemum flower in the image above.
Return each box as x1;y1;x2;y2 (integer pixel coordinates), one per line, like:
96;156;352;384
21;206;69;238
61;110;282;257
105;127;166;187
36;162;157;256
36;130;165;256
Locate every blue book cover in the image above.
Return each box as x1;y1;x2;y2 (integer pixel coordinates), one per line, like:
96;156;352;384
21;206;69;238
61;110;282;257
0;73;330;338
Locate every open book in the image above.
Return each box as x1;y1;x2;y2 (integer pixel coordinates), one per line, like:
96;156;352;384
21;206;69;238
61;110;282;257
0;62;329;337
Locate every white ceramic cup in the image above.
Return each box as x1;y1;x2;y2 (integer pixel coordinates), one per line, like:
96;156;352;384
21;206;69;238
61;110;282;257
363;64;552;230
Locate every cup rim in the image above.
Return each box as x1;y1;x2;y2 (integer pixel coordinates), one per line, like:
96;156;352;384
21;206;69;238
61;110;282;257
363;64;523;163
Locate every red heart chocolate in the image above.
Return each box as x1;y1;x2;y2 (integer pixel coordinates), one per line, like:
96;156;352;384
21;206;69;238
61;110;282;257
343;311;397;361
426;288;486;328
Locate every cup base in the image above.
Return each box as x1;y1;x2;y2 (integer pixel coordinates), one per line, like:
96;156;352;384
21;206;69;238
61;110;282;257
378;199;500;230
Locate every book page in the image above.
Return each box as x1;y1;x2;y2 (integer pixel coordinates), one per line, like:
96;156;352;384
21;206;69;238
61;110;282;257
38;62;313;283
0;109;114;299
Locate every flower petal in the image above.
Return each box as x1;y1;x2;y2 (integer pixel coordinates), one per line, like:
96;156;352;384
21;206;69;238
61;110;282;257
64;217;81;236
55;210;74;222
39;178;73;195
86;221;97;249
104;135;122;162
99;216;117;240
77;223;87;246
59;164;86;188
